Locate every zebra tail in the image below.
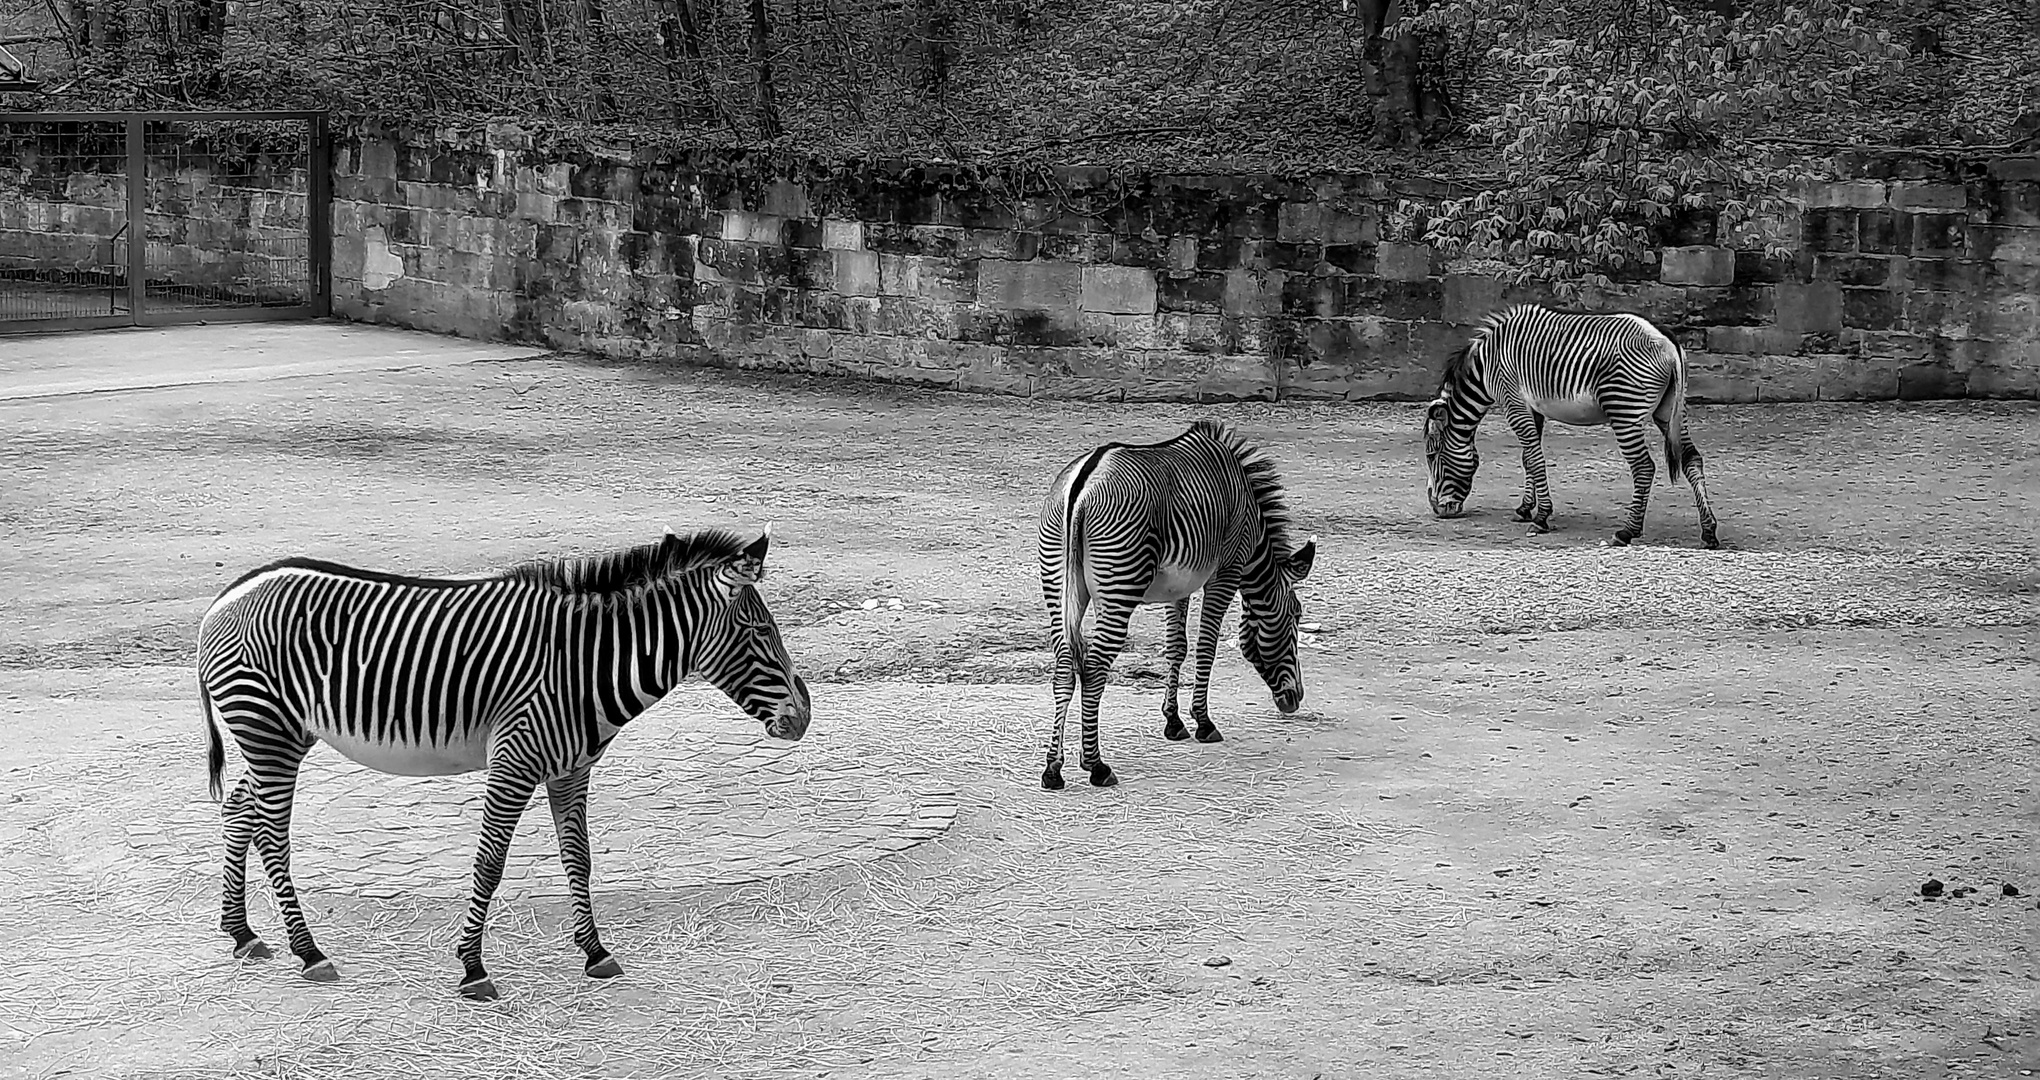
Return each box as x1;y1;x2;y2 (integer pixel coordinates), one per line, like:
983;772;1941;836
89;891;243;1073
200;676;225;803
1060;471;1089;694
1663;345;1692;485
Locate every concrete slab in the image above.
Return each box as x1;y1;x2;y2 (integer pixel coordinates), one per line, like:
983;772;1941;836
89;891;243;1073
0;320;547;402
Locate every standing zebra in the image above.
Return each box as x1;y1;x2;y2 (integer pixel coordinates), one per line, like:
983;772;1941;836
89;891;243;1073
197;526;811;1001
1037;420;1318;790
1424;303;1721;549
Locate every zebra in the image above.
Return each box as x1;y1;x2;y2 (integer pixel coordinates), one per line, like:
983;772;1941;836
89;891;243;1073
197;526;811;1001
1424;303;1721;549
1037;419;1318;790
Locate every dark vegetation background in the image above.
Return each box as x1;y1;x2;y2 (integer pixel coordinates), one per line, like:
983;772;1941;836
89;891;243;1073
2;0;2035;170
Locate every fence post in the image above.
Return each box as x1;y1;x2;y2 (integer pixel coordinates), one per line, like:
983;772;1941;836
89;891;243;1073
124;116;144;320
308;112;332;318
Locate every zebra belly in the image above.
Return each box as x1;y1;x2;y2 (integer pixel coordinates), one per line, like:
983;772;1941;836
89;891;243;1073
312;724;492;776
1139;563;1213;604
1523;386;1607;427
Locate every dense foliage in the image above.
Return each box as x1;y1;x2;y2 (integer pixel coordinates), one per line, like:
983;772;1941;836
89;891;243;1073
1389;0;1916;293
1;0;2032;287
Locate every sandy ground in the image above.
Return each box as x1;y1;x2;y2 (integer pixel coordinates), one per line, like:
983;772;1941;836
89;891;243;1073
0;322;2035;1080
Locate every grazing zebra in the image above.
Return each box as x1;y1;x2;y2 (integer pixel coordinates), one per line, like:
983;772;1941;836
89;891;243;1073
197;526;811;1001
1424;303;1721;549
1037;420;1317;790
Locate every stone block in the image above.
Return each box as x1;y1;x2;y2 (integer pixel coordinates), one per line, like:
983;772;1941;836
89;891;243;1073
978;260;1082;310
1081;265;1158;314
1323;207;1377;245
1911;213;1967;256
1378;242;1434;282
1660;245;1737;286
1222;269;1285;317
1322;243;1376;274
514;192;557;222
1840;287;1904;331
1160;272;1228;314
833;249;880;297
1840;329;1933;359
1854;209;1903;255
763;179;812;219
1705;326;1803;354
360;138;399;180
1038;232;1114;264
1889;182;1968;212
1133;353;1278;402
1756;355;1820;402
1903;291;1976;340
1803;208;1858;253
1681;351;1760;404
1989;156;2040;182
1166;236;1199;272
1897;358;1967;400
1987;182;2040;228
1277;202;1323;243
1775;280;1842;334
1813;254;1896;287
1380;280;1445;321
1815;353;1899;400
1808;180;1888;209
1154;312;1227;353
1442;274;1505;326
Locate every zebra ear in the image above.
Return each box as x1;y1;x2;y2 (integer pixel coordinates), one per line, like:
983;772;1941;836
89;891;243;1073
743;524;772;562
1286;537;1317;584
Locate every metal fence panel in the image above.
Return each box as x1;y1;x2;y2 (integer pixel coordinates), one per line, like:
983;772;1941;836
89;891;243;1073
0;111;329;334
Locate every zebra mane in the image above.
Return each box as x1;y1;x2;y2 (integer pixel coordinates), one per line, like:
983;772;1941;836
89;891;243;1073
503;529;750;598
1188;419;1297;557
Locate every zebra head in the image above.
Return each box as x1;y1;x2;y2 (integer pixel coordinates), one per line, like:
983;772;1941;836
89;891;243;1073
690;525;812;742
1424;397;1479;518
1237;537;1317;714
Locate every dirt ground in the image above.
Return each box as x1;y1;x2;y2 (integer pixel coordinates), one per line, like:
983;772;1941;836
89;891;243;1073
1;323;2036;1080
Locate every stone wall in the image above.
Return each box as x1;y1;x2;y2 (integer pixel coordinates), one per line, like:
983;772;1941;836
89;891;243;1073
0;126;311;300
329;122;2040;402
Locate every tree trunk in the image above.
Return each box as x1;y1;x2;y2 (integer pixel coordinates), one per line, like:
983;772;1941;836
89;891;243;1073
578;0;617;118
1358;0;1420;147
504;0;547;65
918;0;954;101
660;0;728;127
748;0;783;138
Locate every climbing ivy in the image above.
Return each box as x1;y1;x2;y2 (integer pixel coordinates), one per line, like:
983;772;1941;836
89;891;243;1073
1386;0;1910;295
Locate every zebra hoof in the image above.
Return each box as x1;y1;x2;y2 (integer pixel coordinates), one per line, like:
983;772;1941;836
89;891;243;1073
585;955;624;980
300;959;340;983
1701;531;1720;550
1194;726;1224;744
1512;507;1534;523
1040;766;1065;791
458;976;501;1001
1163;720;1190;741
1087;762;1118;788
231;939;273;962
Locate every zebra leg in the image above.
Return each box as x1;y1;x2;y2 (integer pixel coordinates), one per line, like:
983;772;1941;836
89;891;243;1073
1505;406;1554;532
1656;417;1722;549
1042;597;1085;791
1077;592;1141;787
1607;419;1657;546
1514;411;1548;523
241;736;334;981
1161;598;1191;741
218;774;272;962
1188;576;1240;743
546;767;620;980
455;767;541;1000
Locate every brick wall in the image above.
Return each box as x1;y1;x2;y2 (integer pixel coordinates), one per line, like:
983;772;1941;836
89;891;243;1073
330;122;2040;402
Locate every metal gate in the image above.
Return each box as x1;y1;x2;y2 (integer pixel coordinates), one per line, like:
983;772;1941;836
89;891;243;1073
0;110;329;333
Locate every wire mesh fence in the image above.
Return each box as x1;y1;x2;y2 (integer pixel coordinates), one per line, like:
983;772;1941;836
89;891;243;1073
0;112;324;330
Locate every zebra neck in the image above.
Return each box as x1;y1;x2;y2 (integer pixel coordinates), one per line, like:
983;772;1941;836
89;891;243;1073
563;586;689;727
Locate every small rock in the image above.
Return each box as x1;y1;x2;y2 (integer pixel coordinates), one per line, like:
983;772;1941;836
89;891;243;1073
1202;955;1231;968
861;599;879;610
1920;879;1944;898
1951;886;1973;898
1492;866;1519;877
1301;622;1323;633
2003;883;2021;897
